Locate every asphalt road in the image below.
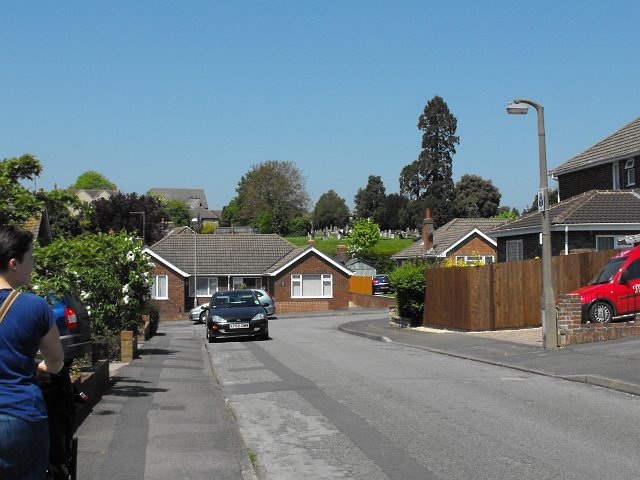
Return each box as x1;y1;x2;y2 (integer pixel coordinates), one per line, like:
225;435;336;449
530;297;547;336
207;313;640;480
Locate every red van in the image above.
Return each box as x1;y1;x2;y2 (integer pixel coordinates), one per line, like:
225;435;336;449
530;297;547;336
570;245;640;323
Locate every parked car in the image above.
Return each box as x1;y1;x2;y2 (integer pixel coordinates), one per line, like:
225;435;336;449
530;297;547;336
569;245;640;323
204;289;269;343
252;288;275;316
372;274;393;295
189;302;209;323
50;294;92;361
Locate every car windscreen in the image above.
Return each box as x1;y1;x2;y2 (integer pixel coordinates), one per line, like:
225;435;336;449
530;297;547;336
212;294;259;308
589;257;627;285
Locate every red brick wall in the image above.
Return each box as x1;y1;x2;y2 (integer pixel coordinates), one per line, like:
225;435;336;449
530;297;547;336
152;263;188;320
557;293;640;345
274;253;350;313
349;292;395;309
449;235;496;257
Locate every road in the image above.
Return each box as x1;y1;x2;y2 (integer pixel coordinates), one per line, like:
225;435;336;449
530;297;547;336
205;313;640;480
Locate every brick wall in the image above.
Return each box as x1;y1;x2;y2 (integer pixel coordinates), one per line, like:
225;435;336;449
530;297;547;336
152;263;187;320
349;292;395;309
274;253;350;313
557;293;640;345
557;163;612;200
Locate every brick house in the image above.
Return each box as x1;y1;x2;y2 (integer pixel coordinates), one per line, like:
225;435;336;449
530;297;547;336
391;210;511;265
489;190;640;262
144;231;352;319
489;116;640;261
550;116;640;201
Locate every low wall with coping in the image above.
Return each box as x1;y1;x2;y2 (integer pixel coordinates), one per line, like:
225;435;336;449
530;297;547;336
557;294;640;346
349;292;396;309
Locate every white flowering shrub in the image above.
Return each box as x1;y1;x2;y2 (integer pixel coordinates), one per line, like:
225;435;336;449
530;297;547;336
31;231;152;336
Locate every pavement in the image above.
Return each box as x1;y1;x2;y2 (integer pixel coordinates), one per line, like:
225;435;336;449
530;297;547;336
73;309;640;479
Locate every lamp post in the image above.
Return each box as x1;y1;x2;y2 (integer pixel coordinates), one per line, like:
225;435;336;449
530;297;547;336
191;216;199;308
507;98;558;350
130;211;145;245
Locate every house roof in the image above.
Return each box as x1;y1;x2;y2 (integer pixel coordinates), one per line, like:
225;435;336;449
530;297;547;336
148;188;209;210
489;190;640;237
392;218;511;260
550;116;640;176
67;189;117;202
148;233;296;275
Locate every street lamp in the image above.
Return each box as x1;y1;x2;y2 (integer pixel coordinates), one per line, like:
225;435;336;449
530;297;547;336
507;98;558;350
130;211;145;245
191;216;199;308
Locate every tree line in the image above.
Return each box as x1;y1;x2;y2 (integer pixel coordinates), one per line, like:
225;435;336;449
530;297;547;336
222;95;522;234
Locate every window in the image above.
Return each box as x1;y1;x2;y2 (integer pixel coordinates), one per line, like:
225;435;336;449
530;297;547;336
506;240;523;262
595;236;627;251
190;276;218;296
454;255;494;265
291;274;333;298
152;275;168;299
612;162;620;189
625;159;635;186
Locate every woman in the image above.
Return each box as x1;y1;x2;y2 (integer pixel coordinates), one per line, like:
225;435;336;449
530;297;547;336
0;225;64;479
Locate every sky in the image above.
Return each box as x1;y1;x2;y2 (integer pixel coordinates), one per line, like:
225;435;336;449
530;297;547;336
2;1;639;214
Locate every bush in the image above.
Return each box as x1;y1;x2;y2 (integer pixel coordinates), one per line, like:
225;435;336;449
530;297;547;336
31;231;153;337
390;261;426;321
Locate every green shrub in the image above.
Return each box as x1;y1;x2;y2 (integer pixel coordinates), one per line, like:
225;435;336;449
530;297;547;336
390;261;426;321
31;231;153;337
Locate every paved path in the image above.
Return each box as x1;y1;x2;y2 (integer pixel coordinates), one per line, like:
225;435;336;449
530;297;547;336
76;322;256;480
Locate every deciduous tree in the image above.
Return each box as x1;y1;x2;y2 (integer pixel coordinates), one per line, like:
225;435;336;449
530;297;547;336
90;192;164;244
0;154;44;224
454;174;501;218
69;170;116;190
233;160;310;235
313;190;350;230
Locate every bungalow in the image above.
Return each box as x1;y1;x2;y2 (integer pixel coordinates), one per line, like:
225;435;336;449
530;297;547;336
392;210;511;266
144;232;353;319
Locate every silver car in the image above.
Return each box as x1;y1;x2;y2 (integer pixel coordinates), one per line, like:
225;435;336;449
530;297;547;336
252;288;275;316
189;302;209;323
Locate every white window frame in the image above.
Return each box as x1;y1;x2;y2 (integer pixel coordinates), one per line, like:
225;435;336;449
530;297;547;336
454;255;495;265
625;159;635;186
189;276;218;296
152;275;168;300
291;274;333;298
612;162;620;189
506;240;523;262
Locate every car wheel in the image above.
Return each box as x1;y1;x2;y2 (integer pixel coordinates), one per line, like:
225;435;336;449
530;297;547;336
199;311;206;324
259;327;269;340
589;301;614;323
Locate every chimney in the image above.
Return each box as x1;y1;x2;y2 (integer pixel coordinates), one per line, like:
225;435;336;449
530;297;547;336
422;208;434;250
336;244;347;263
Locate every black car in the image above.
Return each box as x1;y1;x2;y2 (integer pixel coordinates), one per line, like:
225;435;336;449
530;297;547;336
204;289;269;343
50;294;92;361
372;274;393;295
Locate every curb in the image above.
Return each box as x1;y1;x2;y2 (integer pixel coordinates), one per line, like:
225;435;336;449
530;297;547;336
338;323;640;397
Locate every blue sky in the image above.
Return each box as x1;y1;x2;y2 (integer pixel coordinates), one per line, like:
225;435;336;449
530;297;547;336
2;1;639;213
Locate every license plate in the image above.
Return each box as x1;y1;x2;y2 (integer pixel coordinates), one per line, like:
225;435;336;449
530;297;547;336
229;323;249;329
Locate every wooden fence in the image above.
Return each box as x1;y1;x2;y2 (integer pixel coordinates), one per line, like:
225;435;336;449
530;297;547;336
424;249;616;331
350;275;372;295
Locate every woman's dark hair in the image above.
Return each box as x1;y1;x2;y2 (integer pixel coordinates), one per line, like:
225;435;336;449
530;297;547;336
0;225;34;272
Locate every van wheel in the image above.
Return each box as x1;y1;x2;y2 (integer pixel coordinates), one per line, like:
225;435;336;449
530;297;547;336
589;302;613;323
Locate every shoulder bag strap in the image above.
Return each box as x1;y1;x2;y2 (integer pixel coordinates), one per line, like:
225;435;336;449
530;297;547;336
0;290;20;324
